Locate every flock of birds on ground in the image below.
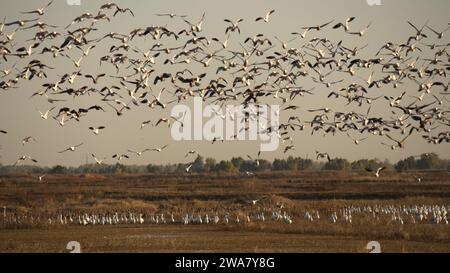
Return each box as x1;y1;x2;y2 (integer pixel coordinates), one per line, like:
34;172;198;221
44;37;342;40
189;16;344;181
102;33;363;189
1;203;448;228
0;1;449;173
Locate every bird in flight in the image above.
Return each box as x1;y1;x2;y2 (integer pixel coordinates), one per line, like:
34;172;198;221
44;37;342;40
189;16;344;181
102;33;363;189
346;133;368;145
156;13;187;18
333;17;356;32
128;149;151;157
91;154;106;165
185;163;193;173
22;136;37;146
37;107;55;120
112;154;129;161
255;10;275;23
140;120;153;130
185;150;199;158
89;126;106;135
413;176;423;183
316;151;332;162
58;143;84;153
365;167;386;178
14;156;38;166
38;174;46;183
150;144;169;153
21;1;54;16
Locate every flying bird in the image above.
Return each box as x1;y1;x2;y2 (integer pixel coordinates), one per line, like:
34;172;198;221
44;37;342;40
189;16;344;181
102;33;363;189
38;174;46;183
316;151;332;162
89;126;106;135
128;149;151;156
84;73;106;84
58;143;84;153
365;167;386;178
413;176;423;183
333;17;356;32
38;107;55;120
13;156;38;166
256;10;275;23
21;1;54;16
224;18;244;34
156;13;187;18
112;154;129;161
185;150;199;158
150;144;169;152
22;136;37;146
91;154;106;165
346;133;368;145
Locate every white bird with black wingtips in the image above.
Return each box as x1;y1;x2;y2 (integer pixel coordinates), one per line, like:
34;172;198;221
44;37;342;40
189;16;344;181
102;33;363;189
255;10;275;23
365;167;386;178
58;143;83;153
38;107;55;120
89;126;106;135
91;154;106;165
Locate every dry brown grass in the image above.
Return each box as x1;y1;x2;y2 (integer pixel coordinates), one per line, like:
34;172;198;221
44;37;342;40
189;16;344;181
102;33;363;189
0;171;449;252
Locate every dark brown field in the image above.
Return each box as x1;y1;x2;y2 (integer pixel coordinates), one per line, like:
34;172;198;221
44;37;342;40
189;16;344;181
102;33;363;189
0;170;449;253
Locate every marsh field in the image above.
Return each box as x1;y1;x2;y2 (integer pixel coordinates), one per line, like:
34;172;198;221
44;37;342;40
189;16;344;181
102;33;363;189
0;171;449;253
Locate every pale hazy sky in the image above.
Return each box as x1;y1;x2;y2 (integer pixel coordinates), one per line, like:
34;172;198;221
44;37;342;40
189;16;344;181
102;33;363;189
0;0;449;166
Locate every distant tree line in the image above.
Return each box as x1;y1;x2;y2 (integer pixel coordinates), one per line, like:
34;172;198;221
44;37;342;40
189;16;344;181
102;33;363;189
0;153;449;175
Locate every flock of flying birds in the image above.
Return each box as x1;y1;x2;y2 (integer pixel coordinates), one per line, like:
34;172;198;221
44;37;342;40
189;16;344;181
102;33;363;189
0;2;449;175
